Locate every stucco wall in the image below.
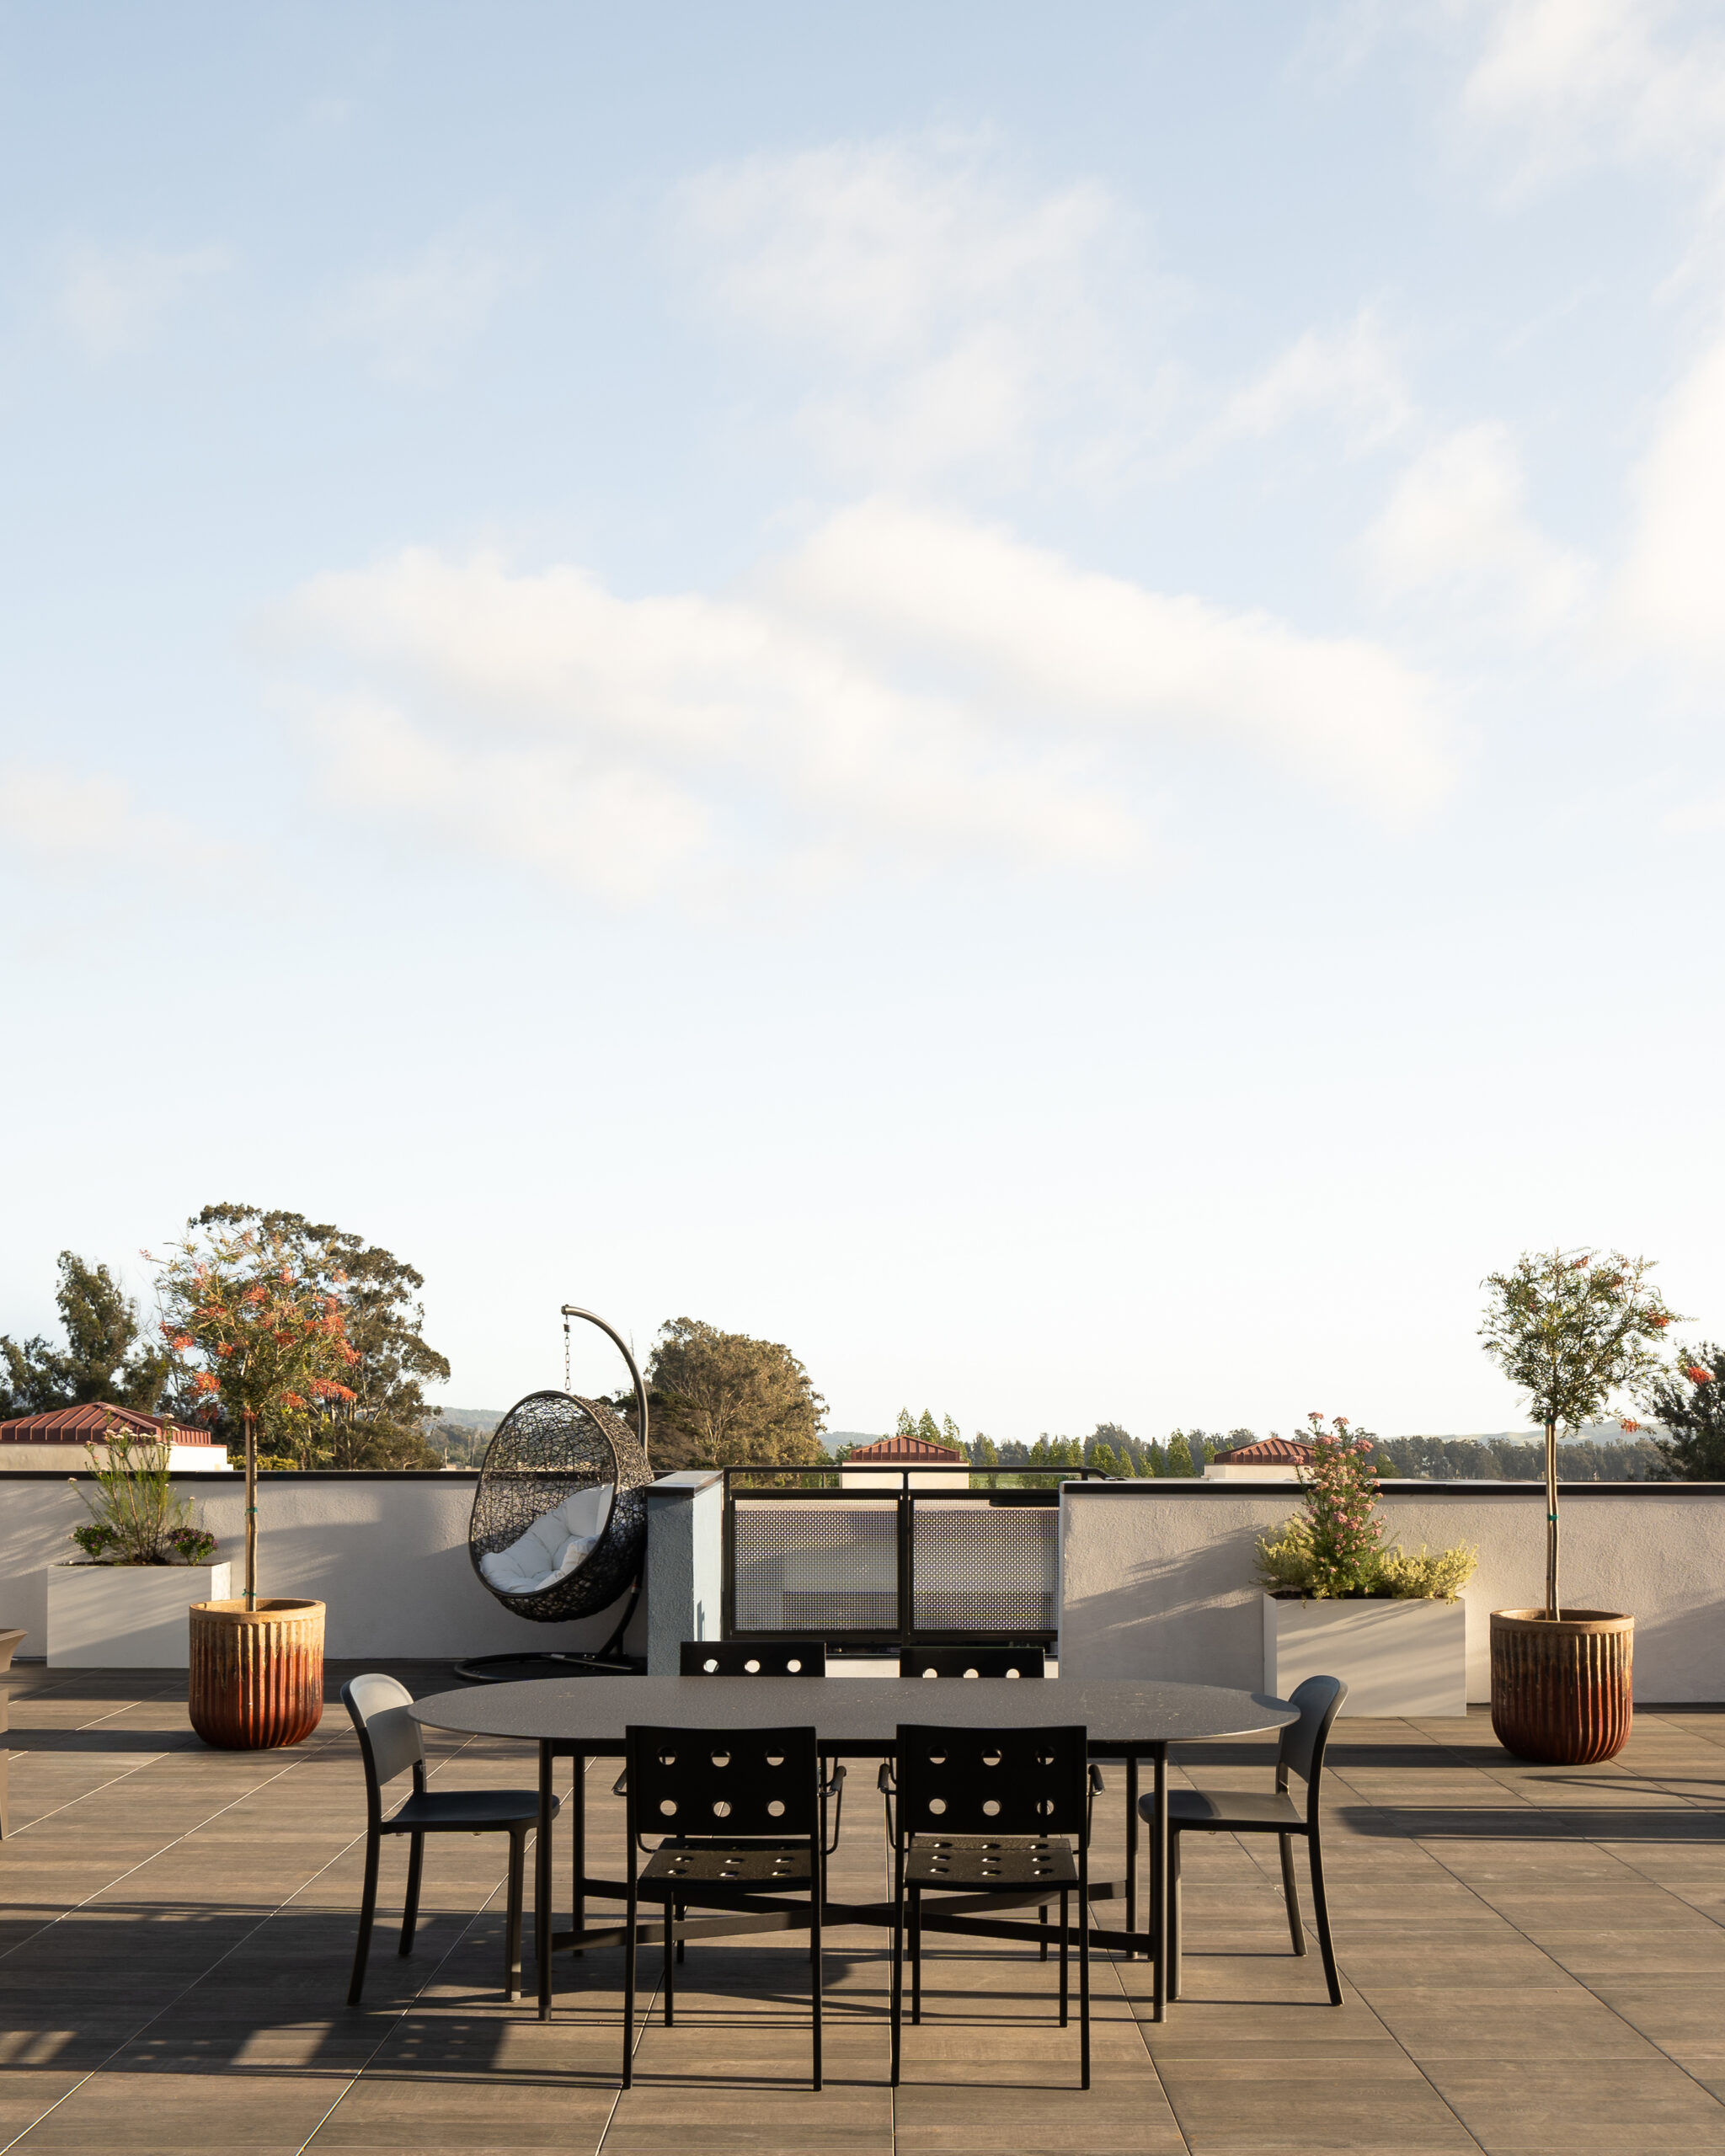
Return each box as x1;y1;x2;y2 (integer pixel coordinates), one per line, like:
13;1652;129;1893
0;1472;644;1662
1058;1480;1725;1702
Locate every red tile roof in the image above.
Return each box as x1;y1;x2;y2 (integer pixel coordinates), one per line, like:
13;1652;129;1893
0;1403;218;1446
846;1434;966;1463
1219;1437;1314;1464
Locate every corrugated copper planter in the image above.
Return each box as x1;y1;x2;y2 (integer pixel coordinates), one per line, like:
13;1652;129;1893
1490;1609;1633;1765
188;1598;325;1750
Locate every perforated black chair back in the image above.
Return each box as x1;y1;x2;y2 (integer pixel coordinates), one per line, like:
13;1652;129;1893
1278;1674;1348;1820
680;1639;826;1677
622;1722;832;2090
899;1646;1044;1679
895;1723;1088;1844
627;1723;820;1841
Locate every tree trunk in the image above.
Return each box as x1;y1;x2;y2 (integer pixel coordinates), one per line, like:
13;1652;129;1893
243;1411;259;1613
1544;1417;1559;1622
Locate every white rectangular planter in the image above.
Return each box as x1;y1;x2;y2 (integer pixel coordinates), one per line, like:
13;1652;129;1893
1263;1593;1466;1717
47;1562;232;1669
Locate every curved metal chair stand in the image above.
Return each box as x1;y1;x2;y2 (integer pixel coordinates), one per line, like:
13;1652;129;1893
341;1673;559;2005
456;1306;653;1683
1138;1672;1348;2005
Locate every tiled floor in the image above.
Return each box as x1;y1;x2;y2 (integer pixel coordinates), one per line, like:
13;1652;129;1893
4;1663;1725;2153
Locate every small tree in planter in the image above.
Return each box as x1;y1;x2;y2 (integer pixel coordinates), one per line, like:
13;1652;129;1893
152;1222;358;1748
1478;1247;1681;1763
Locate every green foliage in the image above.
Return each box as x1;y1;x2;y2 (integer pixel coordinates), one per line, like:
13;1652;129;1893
2;1252;170;1417
1480;1248;1680;1434
1376;1545;1478;1599
1090;1441;1123;1477
1374;1433;1663;1481
1644;1344;1725;1481
1256;1516;1477;1601
967;1432;999;1470
1164;1430;1195;1476
190;1205;450;1465
69;1429;217;1566
645;1316;827;1469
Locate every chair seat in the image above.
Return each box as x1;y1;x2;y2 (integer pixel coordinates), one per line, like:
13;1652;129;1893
641;1840;814;1888
1140;1788;1305;1833
907;1834;1079;1887
385;1787;558;1834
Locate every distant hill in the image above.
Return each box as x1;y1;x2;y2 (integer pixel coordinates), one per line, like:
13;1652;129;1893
435;1407;505;1431
823;1430;884;1454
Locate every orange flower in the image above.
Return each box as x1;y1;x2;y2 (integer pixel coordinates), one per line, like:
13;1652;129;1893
216;1343;234;1358
194;1372;221;1394
1685;1365;1714;1385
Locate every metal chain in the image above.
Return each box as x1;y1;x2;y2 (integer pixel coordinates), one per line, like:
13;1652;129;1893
563;1311;571;1395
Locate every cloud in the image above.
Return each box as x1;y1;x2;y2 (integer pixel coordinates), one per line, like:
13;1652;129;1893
1362;423;1590;634
1616;320;1725;665
1663;788;1725;830
0;764;199;862
270;503;1452;903
1217;310;1413;452
680;137;1156;483
1460;0;1725;183
54;242;229;359
324;221;526;385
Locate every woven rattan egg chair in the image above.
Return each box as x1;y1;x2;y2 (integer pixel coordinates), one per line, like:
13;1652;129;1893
455;1305;652;1682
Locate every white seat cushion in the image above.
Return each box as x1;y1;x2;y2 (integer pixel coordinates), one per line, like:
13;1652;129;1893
478;1484;613;1597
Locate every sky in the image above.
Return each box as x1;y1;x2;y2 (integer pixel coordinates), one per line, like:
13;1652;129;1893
3;1;1724;1444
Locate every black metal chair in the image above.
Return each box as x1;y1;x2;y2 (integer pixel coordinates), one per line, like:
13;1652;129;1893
341;1673;560;2006
888;1723;1092;2089
622;1722;844;2089
681;1639;827;1675
1139;1672;1348;2004
899;1646;1044;1679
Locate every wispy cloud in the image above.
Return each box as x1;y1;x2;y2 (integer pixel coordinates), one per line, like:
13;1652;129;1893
1363;422;1591;636
53;242;229;359
1217;309;1413;452
1461;0;1725;178
323;219;528;385
0;763;210;863
680;136;1163;485
1616;319;1725;669
270;502;1452;905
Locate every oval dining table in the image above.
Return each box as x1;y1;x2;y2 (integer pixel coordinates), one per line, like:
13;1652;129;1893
411;1673;1295;2023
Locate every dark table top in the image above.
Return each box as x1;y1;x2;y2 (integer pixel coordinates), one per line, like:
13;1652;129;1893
409;1675;1296;1756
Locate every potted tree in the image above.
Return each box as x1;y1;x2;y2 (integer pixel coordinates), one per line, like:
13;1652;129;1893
45;1422;227;1668
153;1220;358;1748
1258;1414;1477;1715
1479;1248;1680;1764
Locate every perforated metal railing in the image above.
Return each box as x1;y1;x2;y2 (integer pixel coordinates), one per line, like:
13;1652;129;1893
722;1465;1088;1646
911;1502;1055;1635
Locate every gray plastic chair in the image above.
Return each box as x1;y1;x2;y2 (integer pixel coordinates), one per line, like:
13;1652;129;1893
342;1673;560;2006
1137;1672;1348;2004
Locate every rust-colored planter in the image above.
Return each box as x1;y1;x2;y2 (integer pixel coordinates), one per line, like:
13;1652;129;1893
1490;1609;1633;1765
188;1598;325;1750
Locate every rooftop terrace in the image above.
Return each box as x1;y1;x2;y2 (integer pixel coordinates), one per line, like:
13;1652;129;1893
5;1662;1725;2154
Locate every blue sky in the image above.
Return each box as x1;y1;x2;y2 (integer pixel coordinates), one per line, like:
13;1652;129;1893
3;2;1723;1441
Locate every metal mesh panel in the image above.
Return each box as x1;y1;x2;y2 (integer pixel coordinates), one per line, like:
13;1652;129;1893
731;1501;899;1635
911;1502;1056;1635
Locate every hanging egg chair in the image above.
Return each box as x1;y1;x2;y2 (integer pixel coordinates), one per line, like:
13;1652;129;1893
455;1305;651;1681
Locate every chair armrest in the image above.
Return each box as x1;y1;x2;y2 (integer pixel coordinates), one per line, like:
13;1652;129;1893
612;1769;628;1798
877;1758;896;1843
1088;1765;1106;1794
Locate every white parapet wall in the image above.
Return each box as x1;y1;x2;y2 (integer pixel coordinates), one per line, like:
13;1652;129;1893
0;1472;645;1664
1059;1479;1725;1704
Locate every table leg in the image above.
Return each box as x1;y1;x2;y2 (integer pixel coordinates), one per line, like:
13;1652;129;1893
1151;1743;1167;2022
571;1750;585;1956
537;1742;553;2020
1125;1756;1140;1959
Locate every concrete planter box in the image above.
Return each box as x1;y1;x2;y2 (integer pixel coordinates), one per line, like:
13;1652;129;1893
1263;1593;1466;1716
47;1561;232;1668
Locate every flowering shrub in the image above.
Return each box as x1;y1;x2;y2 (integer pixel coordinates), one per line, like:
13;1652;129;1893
1256;1412;1477;1600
